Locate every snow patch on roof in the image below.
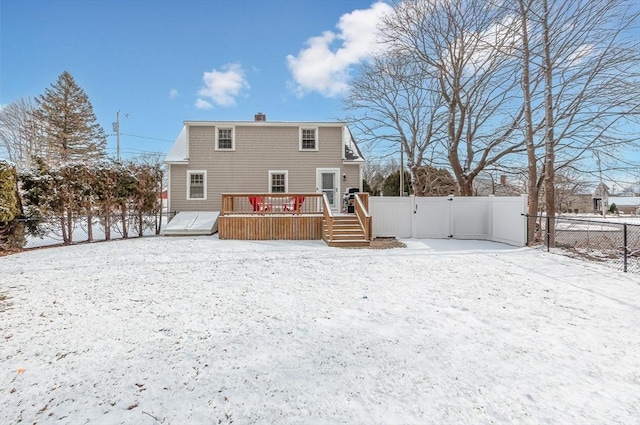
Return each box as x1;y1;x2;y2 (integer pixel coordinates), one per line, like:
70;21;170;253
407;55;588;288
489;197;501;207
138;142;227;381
343;126;364;162
164;126;188;163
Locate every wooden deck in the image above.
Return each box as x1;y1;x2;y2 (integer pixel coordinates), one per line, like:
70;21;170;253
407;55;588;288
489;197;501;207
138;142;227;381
218;193;371;247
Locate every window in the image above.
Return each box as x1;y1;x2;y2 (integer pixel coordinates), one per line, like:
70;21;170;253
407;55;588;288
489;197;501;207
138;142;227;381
187;170;207;200
299;127;318;151
216;127;234;150
269;170;288;193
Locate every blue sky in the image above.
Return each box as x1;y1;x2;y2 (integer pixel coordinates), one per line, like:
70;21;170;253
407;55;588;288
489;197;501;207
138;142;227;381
1;0;391;160
2;0;639;190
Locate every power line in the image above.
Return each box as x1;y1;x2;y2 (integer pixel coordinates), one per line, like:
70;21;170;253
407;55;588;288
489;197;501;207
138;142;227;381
121;133;174;143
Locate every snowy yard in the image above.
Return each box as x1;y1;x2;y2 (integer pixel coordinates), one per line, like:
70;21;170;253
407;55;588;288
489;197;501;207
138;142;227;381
1;236;639;424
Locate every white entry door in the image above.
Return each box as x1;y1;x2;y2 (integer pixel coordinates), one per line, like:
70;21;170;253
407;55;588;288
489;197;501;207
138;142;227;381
317;168;340;211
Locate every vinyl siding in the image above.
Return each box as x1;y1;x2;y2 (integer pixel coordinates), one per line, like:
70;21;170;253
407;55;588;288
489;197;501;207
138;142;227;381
168;123;362;212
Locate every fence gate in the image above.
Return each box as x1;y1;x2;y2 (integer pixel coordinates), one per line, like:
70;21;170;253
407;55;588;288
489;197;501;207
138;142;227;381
413;197;452;238
412;196;492;239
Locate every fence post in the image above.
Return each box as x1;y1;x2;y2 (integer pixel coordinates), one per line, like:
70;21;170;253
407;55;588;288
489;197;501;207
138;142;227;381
623;223;628;273
546;215;550;252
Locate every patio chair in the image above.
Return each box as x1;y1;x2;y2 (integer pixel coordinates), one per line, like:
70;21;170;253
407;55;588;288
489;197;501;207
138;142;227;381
249;196;270;212
283;195;305;213
294;195;305;212
283;197;296;212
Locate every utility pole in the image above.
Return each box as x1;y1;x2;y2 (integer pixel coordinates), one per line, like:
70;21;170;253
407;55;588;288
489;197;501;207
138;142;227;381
596;151;606;218
399;145;404;196
115;111;121;162
112;110;129;162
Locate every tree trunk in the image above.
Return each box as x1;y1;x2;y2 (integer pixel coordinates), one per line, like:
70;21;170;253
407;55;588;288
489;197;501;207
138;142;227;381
87;211;93;242
138;211;144;237
410;165;422;196
459;177;473;196
121;205;128;239
518;0;539;245
60;215;68;245
66;210;73;245
104;207;111;241
542;0;556;247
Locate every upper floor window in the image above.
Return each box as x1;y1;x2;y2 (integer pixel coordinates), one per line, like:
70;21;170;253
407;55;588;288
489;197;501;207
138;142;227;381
299;127;318;151
216;127;235;150
187;170;207;200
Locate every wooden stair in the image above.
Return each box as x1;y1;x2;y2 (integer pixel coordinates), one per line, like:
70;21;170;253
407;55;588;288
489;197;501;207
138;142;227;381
323;214;370;248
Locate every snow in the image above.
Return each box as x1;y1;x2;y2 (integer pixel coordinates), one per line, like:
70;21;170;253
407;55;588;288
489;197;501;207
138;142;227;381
1;236;639;424
162;212;219;236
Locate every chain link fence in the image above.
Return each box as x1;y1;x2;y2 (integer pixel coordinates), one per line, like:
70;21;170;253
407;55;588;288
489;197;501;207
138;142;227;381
17;212;171;249
526;215;640;274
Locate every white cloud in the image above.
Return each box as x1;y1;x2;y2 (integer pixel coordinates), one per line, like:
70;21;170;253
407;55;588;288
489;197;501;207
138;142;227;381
565;44;595;68
169;88;179;99
286;1;393;97
196;63;250;108
195;98;213;110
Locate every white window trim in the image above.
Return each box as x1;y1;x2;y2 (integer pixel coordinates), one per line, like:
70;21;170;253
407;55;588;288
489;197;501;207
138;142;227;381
268;170;288;193
186;170;207;200
215;126;235;151
299;127;318;151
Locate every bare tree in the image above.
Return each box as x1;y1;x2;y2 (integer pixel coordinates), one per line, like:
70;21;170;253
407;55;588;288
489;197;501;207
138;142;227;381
508;0;640;244
515;0;541;244
0;98;43;170
344;53;445;196
352;0;528;195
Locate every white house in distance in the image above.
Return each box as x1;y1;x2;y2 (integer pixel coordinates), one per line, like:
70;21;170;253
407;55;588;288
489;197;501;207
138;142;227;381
608;196;640;215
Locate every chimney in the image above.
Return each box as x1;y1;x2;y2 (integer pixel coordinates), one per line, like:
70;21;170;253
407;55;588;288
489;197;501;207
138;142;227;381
500;175;507;185
254;112;266;121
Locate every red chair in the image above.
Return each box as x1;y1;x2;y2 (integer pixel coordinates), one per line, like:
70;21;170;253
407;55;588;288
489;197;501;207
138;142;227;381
248;196;263;212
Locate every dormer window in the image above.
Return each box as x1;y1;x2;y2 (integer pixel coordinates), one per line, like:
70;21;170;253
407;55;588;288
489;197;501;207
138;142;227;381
216;127;235;150
299;127;318;151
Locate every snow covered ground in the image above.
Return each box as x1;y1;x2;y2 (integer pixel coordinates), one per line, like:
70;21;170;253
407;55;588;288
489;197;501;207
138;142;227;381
1;236;638;424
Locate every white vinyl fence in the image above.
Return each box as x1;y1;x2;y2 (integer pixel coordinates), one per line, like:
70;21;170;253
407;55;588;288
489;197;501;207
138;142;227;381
370;195;528;246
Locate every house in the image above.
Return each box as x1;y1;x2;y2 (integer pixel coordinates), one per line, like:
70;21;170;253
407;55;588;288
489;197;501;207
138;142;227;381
592;182;610;214
163;114;366;236
608;196;640;215
473;175;524;196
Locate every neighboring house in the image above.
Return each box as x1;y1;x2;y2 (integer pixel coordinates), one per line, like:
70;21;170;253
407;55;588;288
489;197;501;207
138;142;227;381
473;175;524;196
592;182;610;214
608;196;640;215
558;193;593;214
163;114;365;216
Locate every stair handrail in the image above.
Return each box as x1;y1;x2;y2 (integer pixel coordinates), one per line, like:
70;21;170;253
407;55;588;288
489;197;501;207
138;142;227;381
354;193;371;241
322;193;334;241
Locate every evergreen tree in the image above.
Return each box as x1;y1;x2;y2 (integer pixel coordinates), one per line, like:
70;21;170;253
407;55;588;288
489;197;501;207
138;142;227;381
130;163;163;237
381;171;412;197
35;71;106;165
20;159;71;243
0;160;26;252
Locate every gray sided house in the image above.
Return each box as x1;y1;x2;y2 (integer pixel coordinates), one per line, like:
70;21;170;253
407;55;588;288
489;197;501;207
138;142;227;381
164;115;365;216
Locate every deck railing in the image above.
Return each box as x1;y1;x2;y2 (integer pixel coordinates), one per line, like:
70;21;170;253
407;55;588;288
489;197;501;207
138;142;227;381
354;193;372;240
322;193;334;242
220;193;324;216
219;193;325;240
218;192;371;242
